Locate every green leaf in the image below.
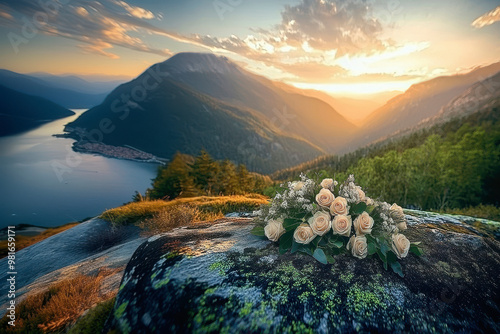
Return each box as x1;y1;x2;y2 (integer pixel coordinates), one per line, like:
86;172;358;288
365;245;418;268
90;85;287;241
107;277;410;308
365;205;376;214
283;218;302;232
313;248;328;264
311;235;322;248
367;242;377;255
350;202;367;215
319;238;329;247
409;244;423;256
250;225;266;237
390;261;404;277
325;253;336;264
329;234;344;248
279;230;294;254
386;250;398;264
297;245;313;256
379;242;389;256
329;247;344;255
377;249;387;263
291;240;299;254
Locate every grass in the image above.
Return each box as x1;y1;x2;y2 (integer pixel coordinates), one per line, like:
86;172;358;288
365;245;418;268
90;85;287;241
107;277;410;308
439;204;500;222
0;269;117;333
100;194;269;227
0;222;79;259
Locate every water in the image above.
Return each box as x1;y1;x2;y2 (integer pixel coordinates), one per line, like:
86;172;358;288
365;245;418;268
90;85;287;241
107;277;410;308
0;110;159;228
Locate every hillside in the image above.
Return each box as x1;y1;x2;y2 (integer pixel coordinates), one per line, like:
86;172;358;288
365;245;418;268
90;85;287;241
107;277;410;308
349;62;500;150
65;75;323;174
0;69;111;108
142;53;357;152
66;53;363;173
0;84;74;136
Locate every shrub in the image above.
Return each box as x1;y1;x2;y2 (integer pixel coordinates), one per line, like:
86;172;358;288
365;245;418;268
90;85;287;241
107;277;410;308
138;204;204;235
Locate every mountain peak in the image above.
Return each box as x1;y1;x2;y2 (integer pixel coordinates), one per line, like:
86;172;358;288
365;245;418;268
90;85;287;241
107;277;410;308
162;52;238;74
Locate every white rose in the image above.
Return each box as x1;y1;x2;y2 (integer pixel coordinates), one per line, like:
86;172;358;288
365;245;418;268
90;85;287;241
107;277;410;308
347;235;368;259
264;219;285;242
320;178;334;189
308;211;331;236
316;188;335;208
291;181;305;191
390;203;406;228
330;196;349;215
293;223;316;244
391;234;410;259
357;186;366;202
332;215;352;237
353;212;374;235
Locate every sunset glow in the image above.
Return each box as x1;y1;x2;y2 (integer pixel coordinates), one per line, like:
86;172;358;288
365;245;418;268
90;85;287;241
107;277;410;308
0;0;499;100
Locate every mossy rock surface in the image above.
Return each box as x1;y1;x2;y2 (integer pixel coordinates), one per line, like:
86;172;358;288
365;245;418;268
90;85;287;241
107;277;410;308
107;214;500;333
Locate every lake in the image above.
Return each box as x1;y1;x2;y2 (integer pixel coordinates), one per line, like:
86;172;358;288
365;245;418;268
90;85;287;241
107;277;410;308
0;110;159;229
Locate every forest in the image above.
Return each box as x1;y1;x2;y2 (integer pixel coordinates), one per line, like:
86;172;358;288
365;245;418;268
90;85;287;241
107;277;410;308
146;106;500;214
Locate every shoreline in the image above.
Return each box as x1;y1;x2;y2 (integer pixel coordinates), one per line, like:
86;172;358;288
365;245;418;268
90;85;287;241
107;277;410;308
54;133;167;165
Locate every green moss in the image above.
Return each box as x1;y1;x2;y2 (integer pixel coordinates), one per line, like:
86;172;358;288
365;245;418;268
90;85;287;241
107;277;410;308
238;302;254;317
346;282;387;317
69;297;116;334
435;261;461;278
114;301;129;319
209;259;233;276
340;272;354;284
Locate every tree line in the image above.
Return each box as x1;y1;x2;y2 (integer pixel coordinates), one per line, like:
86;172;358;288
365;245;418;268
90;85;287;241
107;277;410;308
146;151;272;200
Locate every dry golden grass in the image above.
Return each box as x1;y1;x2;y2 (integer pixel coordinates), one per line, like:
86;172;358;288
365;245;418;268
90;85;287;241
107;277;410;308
0;269;118;333
0;223;79;259
101;194;269;227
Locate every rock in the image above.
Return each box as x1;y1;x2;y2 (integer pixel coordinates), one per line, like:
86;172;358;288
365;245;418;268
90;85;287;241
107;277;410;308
0;218;145;316
107;213;500;333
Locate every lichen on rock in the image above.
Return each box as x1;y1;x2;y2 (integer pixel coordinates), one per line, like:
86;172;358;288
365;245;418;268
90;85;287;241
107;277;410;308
106;214;500;333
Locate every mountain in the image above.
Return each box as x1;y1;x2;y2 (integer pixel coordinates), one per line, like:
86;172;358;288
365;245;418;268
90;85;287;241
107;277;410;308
352;62;500;149
0;70;114;108
149;53;356;152
66;53;359;173
65;63;324;173
29;72;126;95
273;84;394;124
430;71;500;124
0;84;74;136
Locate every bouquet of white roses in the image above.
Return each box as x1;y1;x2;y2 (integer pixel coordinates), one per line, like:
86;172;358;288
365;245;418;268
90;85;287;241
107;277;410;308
252;174;422;277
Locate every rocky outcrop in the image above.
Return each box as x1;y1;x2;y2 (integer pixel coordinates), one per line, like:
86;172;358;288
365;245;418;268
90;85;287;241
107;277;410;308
107;213;500;333
0;218;145;316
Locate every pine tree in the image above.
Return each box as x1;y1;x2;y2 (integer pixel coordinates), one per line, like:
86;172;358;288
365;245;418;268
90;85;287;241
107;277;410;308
151;153;191;199
191;150;219;195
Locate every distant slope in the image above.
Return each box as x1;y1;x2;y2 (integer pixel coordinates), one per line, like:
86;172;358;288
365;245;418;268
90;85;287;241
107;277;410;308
65;75;323;174
0;84;74;136
278;84;393;124
430;71;500;124
153;53;357;153
29;72;126;95
0;69;111;108
352;62;500;149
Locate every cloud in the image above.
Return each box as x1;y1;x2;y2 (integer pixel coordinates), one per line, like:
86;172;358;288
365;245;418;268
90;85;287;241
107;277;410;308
113;0;155;20
182;0;427;83
0;0;428;84
0;0;171;58
472;6;500;28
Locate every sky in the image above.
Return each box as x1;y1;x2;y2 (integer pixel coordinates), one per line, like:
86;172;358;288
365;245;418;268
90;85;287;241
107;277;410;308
0;0;499;96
